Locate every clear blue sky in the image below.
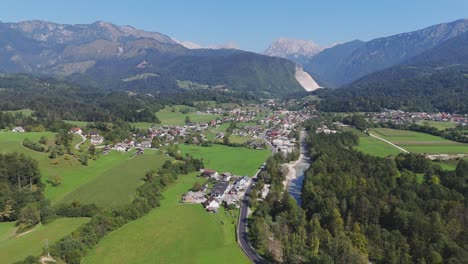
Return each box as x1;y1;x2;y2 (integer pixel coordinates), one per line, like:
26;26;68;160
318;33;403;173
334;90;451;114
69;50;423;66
1;0;467;51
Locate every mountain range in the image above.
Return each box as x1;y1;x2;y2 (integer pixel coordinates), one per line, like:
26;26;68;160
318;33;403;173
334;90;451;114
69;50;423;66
263;38;325;65
0;20;308;96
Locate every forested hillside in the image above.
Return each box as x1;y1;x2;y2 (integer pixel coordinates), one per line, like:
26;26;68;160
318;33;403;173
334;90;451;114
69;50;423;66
249;118;468;263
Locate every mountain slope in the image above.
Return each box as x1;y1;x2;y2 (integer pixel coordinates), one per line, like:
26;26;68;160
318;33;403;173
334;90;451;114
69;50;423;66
316;32;468;113
0;20;304;96
306;18;468;87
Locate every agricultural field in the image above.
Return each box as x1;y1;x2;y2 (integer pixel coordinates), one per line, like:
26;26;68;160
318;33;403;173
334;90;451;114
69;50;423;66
179;144;270;176
0;132;167;207
371;128;468;154
416;120;458;130
60;151;170;208
83;173;250;264
156;105;221;126
355;136;402;157
0;218;89;263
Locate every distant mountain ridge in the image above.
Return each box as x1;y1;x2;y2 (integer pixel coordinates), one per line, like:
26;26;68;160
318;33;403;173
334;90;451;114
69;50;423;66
0;20;305;96
316;31;468;113
305;18;468;87
264;38;324;65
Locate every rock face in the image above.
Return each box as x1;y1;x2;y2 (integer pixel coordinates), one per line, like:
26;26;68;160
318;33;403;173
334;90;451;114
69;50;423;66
305;18;468;87
264;38;324;65
295;66;320;91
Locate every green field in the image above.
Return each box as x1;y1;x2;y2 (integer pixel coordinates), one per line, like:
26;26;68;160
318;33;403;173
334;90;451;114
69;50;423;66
60;151;170;208
83;173;250;264
0;132;170;207
416;120;457;130
156;105;221;126
0;218;89;263
355;136;402;157
179;144;270;176
371;128;468;154
2;109;34;117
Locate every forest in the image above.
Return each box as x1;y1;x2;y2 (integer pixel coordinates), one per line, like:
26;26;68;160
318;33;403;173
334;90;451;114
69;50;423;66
249;117;468;263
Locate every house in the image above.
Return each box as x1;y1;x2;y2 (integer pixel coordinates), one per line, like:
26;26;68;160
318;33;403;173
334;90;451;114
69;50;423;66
90;136;104;145
220;172;232;181
211;181;230;198
203;197;220;212
235;176;250;190
70;127;82;135
12;126;25;133
201;169;219;179
140;141;152;149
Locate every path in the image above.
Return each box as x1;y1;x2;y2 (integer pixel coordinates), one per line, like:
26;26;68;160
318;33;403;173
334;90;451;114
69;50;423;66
369;133;409;153
74;134;86;150
16;223;42;237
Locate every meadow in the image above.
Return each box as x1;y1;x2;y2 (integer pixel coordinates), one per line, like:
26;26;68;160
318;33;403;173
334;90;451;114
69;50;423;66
416;120;458;130
0;132;169;207
0;217;89;263
60;151;170;208
179;144;270;176
355;136;402;157
82;173;250;264
156;105;221;126
371;128;468;154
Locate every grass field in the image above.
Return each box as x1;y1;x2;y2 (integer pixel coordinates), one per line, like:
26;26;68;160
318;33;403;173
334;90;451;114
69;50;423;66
371;128;468;154
2;109;34;117
156;105;221;126
355;136;402;157
60;151;170;208
82;173;250;264
416;120;457;130
179;144;270;176
0;218;89;263
0;132;170;207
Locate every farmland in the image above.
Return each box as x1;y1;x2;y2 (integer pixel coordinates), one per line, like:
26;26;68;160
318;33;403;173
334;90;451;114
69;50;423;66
156;105;221;126
355;136;402;157
178;144;270;176
371;128;468;154
60;151;170;208
0;218;89;263
416;120;458;130
82;173;250;264
0;132;169;207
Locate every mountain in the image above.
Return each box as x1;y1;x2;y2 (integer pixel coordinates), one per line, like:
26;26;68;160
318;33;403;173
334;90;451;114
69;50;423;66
316;31;468;113
0;20;305;96
305;18;468;87
264;38;324;65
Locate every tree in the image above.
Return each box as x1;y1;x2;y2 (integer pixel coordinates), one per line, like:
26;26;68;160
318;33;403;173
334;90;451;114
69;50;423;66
18;204;41;228
39;136;47;145
192;181;202;191
48;174;62;187
88;144;96;156
78;154;88;166
185;116;191;124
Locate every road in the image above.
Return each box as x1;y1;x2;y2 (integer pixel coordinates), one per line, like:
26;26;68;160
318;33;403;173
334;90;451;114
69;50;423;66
236;129;273;264
369;133;409;153
74;134;87;150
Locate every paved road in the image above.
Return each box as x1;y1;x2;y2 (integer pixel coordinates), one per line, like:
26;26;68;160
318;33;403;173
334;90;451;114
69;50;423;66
237;168;268;264
369;133;409;153
237;129;273;263
74;134;87;150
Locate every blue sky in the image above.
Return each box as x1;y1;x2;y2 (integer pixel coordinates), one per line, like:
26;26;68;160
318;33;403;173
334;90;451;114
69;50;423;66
1;0;467;51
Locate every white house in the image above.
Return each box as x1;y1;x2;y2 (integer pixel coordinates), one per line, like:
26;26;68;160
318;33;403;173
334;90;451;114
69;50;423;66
203;197;220;212
90;135;104;145
140;141;152;149
235;176;250;190
70;127;82;135
12;126;25;133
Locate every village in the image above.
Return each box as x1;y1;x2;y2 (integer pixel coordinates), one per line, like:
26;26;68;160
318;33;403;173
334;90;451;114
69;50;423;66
369;109;468;126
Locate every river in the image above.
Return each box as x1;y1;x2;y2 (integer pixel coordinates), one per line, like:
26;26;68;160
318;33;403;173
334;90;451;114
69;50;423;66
286;130;311;206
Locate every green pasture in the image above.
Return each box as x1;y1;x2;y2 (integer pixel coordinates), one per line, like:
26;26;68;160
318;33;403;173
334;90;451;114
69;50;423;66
83;173;249;264
0;218;89;264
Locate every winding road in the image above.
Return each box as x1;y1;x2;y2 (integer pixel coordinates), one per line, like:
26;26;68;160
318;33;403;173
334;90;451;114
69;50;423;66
74;134;87;150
